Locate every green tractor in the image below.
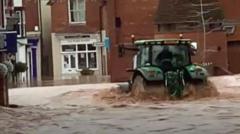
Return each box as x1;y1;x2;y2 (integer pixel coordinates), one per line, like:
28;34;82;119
124;39;217;99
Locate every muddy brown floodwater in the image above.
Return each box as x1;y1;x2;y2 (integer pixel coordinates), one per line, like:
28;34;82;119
3;77;240;134
2;98;240;134
94;81;219;105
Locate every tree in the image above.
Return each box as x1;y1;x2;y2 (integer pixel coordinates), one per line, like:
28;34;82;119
155;0;224;62
155;0;224;32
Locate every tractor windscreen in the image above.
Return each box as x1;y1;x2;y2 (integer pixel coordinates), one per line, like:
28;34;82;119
152;45;190;69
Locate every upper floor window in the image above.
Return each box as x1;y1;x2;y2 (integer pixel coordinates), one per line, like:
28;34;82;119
69;0;86;23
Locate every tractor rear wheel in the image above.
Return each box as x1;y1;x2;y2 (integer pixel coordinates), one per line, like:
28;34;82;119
183;81;219;99
131;75;169;100
131;75;146;97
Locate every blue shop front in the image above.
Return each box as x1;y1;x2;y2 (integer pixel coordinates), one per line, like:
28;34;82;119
26;38;39;81
0;31;41;83
0;31;17;54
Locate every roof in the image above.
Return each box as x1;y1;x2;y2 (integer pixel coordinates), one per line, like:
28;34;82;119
135;39;192;45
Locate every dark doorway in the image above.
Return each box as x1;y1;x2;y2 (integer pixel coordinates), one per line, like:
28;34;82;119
228;41;240;74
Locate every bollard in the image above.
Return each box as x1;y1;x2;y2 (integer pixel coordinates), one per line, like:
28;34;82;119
0;75;8;106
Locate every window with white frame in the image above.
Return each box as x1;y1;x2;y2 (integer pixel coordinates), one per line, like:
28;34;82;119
61;43;97;74
69;0;86;23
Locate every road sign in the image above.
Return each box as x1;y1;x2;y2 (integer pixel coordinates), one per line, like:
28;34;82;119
104;37;110;49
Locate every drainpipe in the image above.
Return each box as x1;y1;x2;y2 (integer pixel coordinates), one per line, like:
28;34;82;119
38;0;43;80
99;0;107;75
20;9;24;37
200;0;206;63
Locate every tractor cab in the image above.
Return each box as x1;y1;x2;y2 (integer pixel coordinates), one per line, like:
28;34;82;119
134;39;195;72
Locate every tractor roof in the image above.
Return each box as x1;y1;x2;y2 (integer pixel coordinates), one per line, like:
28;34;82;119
135;39;192;46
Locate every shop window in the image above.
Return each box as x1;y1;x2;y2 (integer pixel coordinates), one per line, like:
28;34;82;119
61;43;97;74
62;45;76;52
88;52;97;68
77;44;86;51
78;53;87;69
69;0;86;23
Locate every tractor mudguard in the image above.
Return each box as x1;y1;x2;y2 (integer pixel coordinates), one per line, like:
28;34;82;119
185;64;208;81
133;67;164;82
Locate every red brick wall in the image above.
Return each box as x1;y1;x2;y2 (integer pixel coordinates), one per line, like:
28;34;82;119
51;0;100;33
115;0;158;42
220;0;240;41
23;0;39;32
106;0;239;82
106;0;159;82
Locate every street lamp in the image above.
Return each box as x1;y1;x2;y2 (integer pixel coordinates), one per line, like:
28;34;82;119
131;34;135;44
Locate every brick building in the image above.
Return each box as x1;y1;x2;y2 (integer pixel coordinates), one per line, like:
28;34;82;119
221;0;240;74
106;0;240;82
49;0;240;82
50;0;108;80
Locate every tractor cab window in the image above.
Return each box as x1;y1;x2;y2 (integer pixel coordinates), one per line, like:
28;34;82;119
140;46;150;66
152;45;190;69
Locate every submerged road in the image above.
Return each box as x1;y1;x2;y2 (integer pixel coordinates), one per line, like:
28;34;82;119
1;99;240;134
1;75;240;134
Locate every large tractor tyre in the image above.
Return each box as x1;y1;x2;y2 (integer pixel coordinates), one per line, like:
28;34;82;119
131;75;169;100
183;80;219;99
131;75;146;97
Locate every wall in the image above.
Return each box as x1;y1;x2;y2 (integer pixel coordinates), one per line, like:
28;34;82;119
23;0;39;32
40;0;53;80
105;0;159;82
51;0;100;33
220;0;240;41
51;33;61;79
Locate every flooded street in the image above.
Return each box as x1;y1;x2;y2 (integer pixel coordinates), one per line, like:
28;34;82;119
2;99;240;134
1;75;240;134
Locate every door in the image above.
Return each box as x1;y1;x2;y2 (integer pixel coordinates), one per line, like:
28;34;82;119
62;54;76;74
228;41;240;74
